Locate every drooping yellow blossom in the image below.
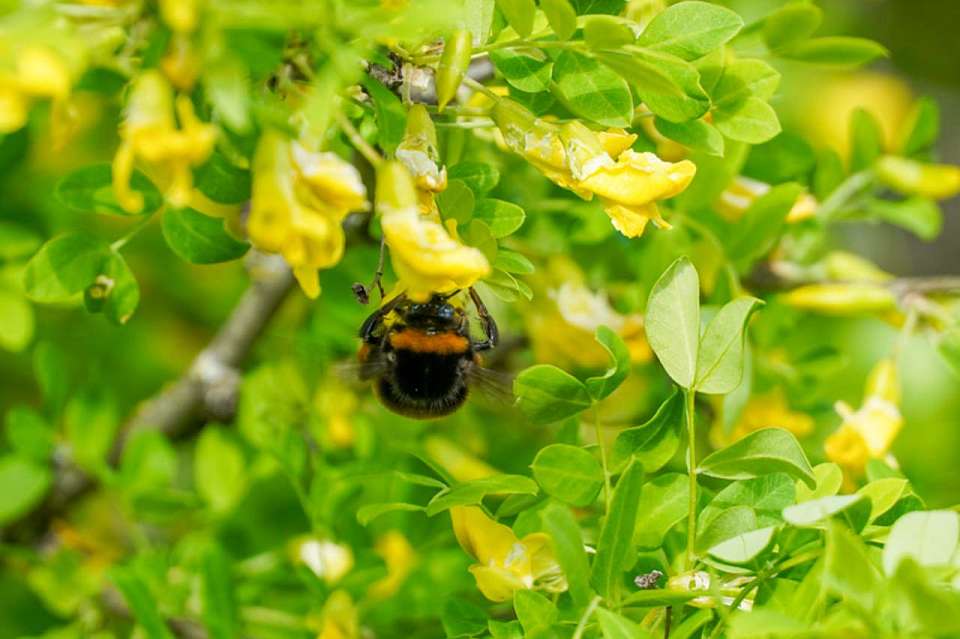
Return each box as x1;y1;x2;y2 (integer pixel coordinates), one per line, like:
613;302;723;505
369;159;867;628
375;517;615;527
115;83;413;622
0;45;72;133
717;176;818;223
450;506;567;602
369;531;417;599
396;104;447;216
316;591;358;639
291;537;354;585
874;155;960;201
780;283;898;316
248;131;368;297
377;161;490;302
492;99;695;237
113;71;216;212
825;358;902;478
711;388;814;449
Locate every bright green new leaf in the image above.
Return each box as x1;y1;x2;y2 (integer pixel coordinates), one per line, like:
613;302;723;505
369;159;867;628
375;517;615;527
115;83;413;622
597;47;709;122
23;233;109;303
634;472;688;549
611;389;682;473
442;598;488;638
514;364;592;424
654;117;724;156
119;429;178;498
162;208;249;264
707;526;776;565
552;51;633;127
900;96;939;156
0;221;41;261
426;474;538;515
699;473;795;531
694;297;761;394
636;1;744;60
858;477;908;523
195;427;248;515
583;16;635;50
494;250;535;274
4;407;54;462
869;197;942;241
645;256;700;389
585;326;630;401
448;162;500;194
513;589;557;635
728;183;804;268
699;428;816;488
780;36;889;67
205;57;251;133
782;494;871;532
762;2;823;51
849;108;884;172
496;0;536;37
541;0;577;40
796;462;843;502
591;460;644;599
531;444;604;506
489;48;553;93
473;199;525;237
882;510;959;576
540;501;593;606
55;163;163;216
0;290;33;352
0;455;52;525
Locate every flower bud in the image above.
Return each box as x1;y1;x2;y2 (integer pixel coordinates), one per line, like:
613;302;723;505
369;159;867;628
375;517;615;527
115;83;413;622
436;29;472;112
781;283;897;315
491;98;539;150
823;251;891;283
396;104;447;192
875;155;960;200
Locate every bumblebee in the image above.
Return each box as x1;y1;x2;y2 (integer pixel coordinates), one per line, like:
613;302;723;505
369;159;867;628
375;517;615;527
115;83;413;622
356;288;500;418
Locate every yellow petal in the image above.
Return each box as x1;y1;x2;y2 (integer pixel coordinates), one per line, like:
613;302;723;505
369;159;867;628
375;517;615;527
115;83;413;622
468;564;527;602
866;358;899;404
450;506;518;565
602;202;658;238
598;128;638;158
17;47;71;99
824;423;870;473
875;155;960;200
578;150;696;207
293;266;321;299
292;143;368;212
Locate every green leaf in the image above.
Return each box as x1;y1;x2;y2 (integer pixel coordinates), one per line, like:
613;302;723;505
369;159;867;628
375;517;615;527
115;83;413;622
0;221;41;261
110;567;175;639
699;428;815;488
728;183;804;268
762;2;823;51
205;57;251;133
0;455;51;525
442;598;488;638
494;249;535;274
488;620;523;639
697;505;758;553
712;59;781;108
541;0;577;40
201;546;239;639
621;589;703;607
474;199;525;237
779;36;888;67
940;328;960;377
437;179;477;225
699;474;795;531
540;501;593;606
448;162;500;194
64;387;118;474
496;0;536;36
513;590;557;635
882;510;959;576
849;108;884;172
858;477;908;523
4;407;54;462
583;16;635;50
55;163;163;216
596;607;653;639
707;526;776;565
900;96;939;156
514;365;592;424
591;460;644;599
694;297;761;394
636;1;744;60
361;76;407;154
356;502;425;525
464;0;496;47
552;51;633;127
782;494;871;532
727;609;810;638
714;96;781;144
531;444;604;507
585;326;630;401
645;256;700;389
23;233;109;303
612;389;682;474
813;148;846;200
194;152;251;205
869;196;942;241
570;0;624;15
195;427;248;515
795;462;842;502
97;252;140;325
0;290;34;352
654;118;724;156
426;474;538;515
490;48;553;93
597;47;709;122
634;474;688;549
162;208;249;264
824;521;881;611
119;430;178;498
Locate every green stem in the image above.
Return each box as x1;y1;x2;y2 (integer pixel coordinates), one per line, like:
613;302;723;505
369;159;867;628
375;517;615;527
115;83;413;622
571;595;602;639
594;403;612;514
462;76;500;101
816;169;875;223
336;112;383;167
110;212;156;252
684;388;698;569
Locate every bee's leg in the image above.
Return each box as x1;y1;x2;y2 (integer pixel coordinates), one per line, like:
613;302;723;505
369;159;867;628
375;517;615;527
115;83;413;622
359;293;405;343
352;236;387;305
469;287;499;351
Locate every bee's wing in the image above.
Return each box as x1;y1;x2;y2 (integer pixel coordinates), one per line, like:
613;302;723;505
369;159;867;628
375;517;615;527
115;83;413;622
333;352;390;386
465;362;516;408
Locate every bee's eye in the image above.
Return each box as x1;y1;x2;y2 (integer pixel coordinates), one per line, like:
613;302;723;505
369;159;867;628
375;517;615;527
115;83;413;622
438;305;454;320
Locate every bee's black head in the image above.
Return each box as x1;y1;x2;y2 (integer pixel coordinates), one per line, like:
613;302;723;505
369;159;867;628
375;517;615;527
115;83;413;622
402;294;462;331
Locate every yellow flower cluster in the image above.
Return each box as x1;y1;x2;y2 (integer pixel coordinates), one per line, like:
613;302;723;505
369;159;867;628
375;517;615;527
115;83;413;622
0;45;72;134
113;71;216;213
248;131;369;298
824;358;902;478
450;506;566;602
377;161;490;302
492;99;696;237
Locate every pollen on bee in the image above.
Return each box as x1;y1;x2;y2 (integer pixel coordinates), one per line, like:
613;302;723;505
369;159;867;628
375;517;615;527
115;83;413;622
389;329;469;354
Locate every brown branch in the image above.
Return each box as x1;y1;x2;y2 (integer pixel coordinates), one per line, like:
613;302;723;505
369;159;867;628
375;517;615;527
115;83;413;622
2;252;295;541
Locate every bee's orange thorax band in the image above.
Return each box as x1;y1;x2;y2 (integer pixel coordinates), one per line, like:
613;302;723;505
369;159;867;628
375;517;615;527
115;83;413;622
389;329;469;354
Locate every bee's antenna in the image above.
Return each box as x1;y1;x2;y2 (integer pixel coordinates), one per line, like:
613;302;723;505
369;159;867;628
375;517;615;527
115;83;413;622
353;236;388;305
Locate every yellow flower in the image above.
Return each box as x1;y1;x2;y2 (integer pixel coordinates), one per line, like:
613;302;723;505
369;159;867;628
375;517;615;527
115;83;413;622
825;358;902;478
314;381;359;448
780;283;898;316
369;531;417;600
248;131;368;298
875;155;960;201
450;506;567;602
492;99;695;238
113;71;216;212
316;591;358;639
291;537;354;585
0;45;72;133
717;176;817;223
377;162;490;302
396;104;447;217
711;388;814;449
159;0;198;33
